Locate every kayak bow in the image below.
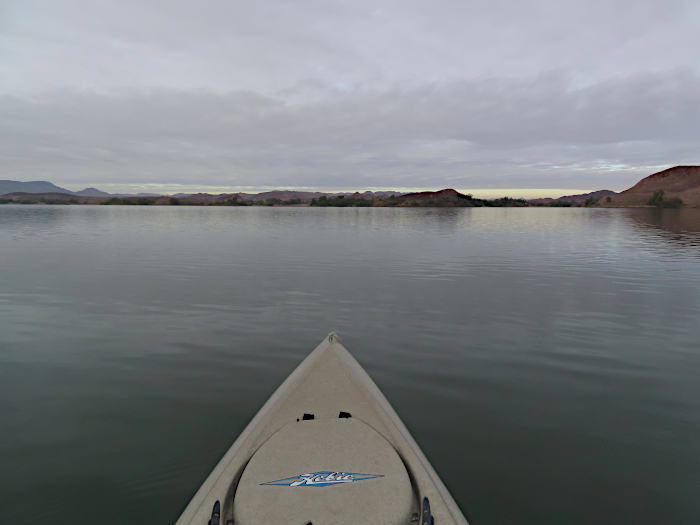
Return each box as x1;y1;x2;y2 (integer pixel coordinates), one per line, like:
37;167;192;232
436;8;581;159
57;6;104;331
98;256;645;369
175;333;468;525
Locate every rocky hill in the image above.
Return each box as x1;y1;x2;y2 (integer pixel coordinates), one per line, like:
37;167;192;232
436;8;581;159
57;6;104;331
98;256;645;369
528;189;616;205
598;166;700;207
377;189;476;207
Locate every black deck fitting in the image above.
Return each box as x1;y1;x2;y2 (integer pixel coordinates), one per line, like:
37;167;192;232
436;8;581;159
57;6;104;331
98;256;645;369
208;500;220;525
422;497;433;525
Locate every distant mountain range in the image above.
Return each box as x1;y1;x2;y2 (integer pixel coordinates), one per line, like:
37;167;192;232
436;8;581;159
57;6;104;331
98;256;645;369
0;180;75;195
4;167;700;207
0;181;403;200
0;180;164;198
0;180;622;203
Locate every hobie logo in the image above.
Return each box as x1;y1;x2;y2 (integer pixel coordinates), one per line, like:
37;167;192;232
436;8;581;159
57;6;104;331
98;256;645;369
262;471;383;487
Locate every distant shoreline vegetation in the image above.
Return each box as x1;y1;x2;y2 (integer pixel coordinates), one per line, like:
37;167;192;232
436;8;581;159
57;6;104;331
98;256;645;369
2;166;699;208
0;190;535;207
4;165;700;209
103;197;157;205
309;193;529;207
0;191;668;208
0;196;79;205
210;196;303;206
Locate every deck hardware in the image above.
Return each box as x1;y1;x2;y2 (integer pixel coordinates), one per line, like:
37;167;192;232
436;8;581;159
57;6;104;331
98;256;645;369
208;500;220;525
338;412;352;418
422;497;434;525
302;413;314;420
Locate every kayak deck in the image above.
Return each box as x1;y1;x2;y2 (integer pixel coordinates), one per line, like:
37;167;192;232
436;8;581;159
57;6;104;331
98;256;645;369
175;333;468;525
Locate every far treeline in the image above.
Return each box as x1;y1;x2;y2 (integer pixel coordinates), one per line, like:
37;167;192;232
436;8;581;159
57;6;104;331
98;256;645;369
2;166;698;207
5;165;700;209
0;192;678;208
102;196;304;206
170;192;531;208
308;193;529;207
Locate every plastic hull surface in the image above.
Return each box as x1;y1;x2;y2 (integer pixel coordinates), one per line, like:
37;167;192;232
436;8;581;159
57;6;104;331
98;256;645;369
175;334;468;525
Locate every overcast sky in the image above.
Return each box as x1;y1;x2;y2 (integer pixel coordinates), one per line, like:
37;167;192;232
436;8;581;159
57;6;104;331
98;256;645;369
1;0;699;195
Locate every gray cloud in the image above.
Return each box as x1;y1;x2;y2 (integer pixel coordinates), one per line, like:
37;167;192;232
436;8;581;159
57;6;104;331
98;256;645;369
1;0;699;191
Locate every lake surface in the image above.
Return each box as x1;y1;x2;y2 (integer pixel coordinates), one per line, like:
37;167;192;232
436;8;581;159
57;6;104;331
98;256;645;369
1;205;699;525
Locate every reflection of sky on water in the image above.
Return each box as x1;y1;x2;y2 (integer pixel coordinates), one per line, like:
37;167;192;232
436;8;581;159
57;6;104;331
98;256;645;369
1;205;699;525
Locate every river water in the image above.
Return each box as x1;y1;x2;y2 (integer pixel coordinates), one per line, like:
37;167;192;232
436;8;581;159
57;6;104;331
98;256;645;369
1;205;699;524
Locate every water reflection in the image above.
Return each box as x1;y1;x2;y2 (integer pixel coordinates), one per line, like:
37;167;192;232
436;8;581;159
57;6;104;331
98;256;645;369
1;206;700;525
625;208;700;252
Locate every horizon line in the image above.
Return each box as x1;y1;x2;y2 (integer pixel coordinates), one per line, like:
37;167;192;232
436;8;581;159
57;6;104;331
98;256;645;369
61;184;615;200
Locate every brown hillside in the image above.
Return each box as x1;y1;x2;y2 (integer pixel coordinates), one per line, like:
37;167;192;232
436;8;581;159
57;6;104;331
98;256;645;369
598;166;700;208
375;189;476;207
235;190;328;201
401;189;462;201
528;189;616;204
184;193;237;203
623;166;700;193
0;192;105;204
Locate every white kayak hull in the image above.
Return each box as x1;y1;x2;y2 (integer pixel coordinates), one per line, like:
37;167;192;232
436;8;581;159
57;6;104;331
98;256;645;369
175;333;469;525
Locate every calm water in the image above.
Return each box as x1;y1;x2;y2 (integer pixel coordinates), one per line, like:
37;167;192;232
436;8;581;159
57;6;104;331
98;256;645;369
1;206;699;525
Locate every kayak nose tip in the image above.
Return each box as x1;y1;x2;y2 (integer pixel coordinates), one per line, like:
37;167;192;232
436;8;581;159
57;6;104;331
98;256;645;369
327;332;342;343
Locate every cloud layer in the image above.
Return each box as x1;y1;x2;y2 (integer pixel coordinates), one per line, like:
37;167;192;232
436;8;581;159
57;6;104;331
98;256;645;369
1;0;699;192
